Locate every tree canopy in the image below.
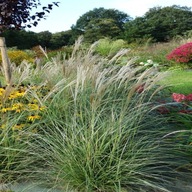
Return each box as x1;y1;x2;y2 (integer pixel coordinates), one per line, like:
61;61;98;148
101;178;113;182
71;7;132;43
124;5;192;42
1;5;192;49
0;0;59;33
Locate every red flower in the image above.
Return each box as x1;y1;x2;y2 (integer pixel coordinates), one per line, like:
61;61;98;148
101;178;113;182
172;93;186;102
166;42;192;63
186;94;192;101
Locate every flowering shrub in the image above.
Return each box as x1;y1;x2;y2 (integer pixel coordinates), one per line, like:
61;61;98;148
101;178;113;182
0;84;49;179
166;42;192;63
0;85;47;131
0;50;34;66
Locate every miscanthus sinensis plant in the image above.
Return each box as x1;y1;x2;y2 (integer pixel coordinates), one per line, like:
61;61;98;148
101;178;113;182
1;37;191;192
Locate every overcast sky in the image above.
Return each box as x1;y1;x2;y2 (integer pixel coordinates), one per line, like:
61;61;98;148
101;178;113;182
29;0;192;33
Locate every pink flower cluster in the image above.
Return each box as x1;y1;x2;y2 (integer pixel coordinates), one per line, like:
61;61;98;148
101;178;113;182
172;93;192;102
166;42;192;63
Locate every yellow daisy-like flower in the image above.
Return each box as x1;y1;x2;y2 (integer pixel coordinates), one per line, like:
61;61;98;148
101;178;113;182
11;103;24;111
28;103;39;111
28;115;41;121
12;124;26;130
1;107;12;113
39;106;46;111
15;91;26;97
0;88;5;96
0;88;5;91
8;91;25;100
8;93;18;100
15;109;22;113
31;99;39;103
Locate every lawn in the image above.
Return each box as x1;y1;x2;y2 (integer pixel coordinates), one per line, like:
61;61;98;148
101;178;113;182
160;69;192;94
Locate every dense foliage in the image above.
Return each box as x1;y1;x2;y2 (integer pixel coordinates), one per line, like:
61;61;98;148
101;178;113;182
71;7;132;43
1;5;192;49
0;0;59;33
2;29;74;50
124;5;192;42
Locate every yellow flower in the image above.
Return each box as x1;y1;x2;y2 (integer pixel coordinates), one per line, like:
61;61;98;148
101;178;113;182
8;90;25;99
31;99;38;103
0;88;5;92
8;93;18;100
27;115;41;121
0;88;5;96
15;109;22;113
11;103;24;111
28;103;39;111
0;124;6;129
39;106;46;111
16;91;25;97
1;107;12;113
12;124;26;130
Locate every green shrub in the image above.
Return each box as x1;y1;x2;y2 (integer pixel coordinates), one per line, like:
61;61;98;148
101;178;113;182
94;38;127;58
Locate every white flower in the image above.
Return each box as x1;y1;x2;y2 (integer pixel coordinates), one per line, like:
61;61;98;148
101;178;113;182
147;59;153;64
140;62;144;65
153;63;159;67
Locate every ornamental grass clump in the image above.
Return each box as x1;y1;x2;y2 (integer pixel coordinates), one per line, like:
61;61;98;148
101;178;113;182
166;42;192;64
6;37;189;192
1;37;191;191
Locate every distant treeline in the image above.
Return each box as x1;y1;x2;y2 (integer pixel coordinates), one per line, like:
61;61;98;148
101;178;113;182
1;5;192;50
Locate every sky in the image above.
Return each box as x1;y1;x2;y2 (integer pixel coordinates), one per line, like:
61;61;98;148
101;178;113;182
29;0;192;33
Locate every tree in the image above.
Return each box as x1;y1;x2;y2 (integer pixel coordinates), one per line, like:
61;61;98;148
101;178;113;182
84;18;123;43
123;17;153;43
37;30;52;48
71;7;132;43
2;29;40;49
0;0;59;32
124;5;192;42
50;30;74;49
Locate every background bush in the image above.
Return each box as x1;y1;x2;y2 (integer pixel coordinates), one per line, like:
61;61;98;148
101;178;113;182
94;38;127;57
0;49;35;66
